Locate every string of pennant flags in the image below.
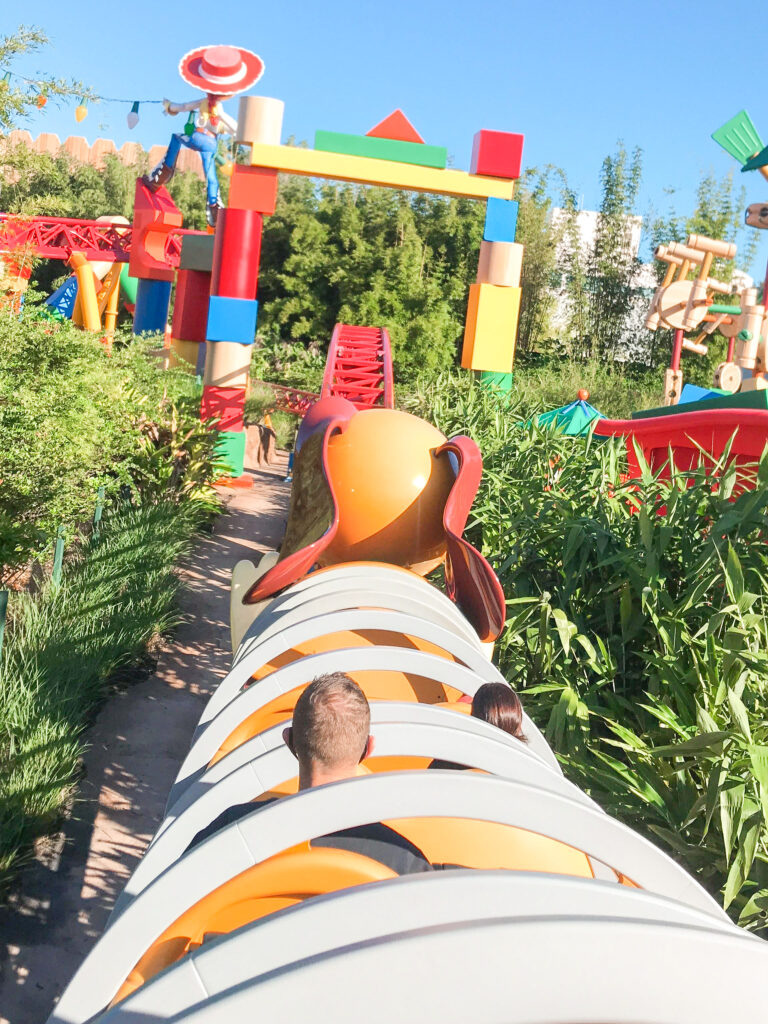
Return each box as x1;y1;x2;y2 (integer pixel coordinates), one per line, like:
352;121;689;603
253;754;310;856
0;67;166;127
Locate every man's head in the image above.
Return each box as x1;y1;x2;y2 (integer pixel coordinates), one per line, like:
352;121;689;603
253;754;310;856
283;673;374;790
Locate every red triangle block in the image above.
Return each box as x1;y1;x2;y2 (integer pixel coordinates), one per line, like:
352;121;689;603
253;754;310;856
367;109;425;144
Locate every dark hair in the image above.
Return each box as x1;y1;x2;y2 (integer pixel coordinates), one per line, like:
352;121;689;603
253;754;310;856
471;683;527;742
292;673;370;766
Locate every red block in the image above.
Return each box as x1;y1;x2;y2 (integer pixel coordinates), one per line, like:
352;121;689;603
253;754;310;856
129;178;183;281
172;268;212;343
200;384;246;432
367;108;425;144
210;208;263;300
470;130;524;180
229;165;279;215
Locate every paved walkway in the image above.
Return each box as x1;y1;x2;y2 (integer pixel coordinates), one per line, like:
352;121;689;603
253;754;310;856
0;454;290;1024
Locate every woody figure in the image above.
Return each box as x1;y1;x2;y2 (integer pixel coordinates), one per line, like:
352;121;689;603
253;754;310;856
143;44;264;227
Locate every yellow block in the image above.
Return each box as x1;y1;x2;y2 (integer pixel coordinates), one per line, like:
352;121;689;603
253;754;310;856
204;340;252;388
461;283;521;372
246;143;515;200
477;241;523;287
169;338;200;373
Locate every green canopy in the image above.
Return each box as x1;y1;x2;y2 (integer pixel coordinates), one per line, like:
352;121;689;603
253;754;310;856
528;398;603;437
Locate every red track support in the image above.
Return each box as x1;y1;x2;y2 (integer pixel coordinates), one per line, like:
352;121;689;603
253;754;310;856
320;324;394;409
0;213;202;268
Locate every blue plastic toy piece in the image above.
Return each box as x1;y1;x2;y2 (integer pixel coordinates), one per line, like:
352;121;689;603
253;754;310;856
206;296;259;345
678;383;730;405
134;279;172;335
483;198;519;243
45;275;79;319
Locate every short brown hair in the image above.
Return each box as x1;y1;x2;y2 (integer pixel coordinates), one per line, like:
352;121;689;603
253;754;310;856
292;673;370;767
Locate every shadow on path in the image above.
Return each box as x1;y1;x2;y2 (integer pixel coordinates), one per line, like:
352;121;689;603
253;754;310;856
0;456;290;1024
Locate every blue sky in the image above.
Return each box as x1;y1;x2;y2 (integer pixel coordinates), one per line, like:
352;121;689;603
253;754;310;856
8;0;768;273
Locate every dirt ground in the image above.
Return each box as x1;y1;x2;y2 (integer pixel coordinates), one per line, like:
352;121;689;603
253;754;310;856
0;454;290;1024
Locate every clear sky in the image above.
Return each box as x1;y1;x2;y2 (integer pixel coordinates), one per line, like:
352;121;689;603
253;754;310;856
8;0;768;273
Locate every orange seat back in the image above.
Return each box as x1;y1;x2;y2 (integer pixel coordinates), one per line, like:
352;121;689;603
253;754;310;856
111;846;397;1006
251;628;460;682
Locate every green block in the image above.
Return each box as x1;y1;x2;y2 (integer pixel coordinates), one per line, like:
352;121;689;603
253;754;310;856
314;130;447;169
180;234;215;273
214;430;246;476
478;370;513;393
632;389;768;420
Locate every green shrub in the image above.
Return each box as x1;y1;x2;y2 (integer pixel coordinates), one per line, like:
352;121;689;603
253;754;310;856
0;499;209;887
416;372;768;931
0;317;217;577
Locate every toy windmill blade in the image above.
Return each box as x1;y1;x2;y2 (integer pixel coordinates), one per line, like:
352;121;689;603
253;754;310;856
712;110;763;164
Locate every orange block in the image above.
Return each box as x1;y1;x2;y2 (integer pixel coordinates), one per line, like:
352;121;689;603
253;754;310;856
461;283;521;373
367;109;425;144
229;165;279;215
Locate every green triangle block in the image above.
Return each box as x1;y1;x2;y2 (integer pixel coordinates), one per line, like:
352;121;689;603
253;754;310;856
712;110;763;165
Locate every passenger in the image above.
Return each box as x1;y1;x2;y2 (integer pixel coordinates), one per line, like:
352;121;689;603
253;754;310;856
429;681;527;770
472;682;528;743
188;673;432;875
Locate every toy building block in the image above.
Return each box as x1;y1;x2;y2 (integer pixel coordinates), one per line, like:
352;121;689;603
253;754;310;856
470;130;524;180
133;278;172;335
246;142;515;200
460;283;521;372
228;165;279;216
129;178;183;282
179;233;215;273
214;429;247;477
477;241;523;287
200;384;246;432
169;337;201;372
314;130;447;169
204;339;252;388
210;209;263;299
367;109;425;144
206;295;259;345
483;198;519;243
236;96;285;146
172;268;212;343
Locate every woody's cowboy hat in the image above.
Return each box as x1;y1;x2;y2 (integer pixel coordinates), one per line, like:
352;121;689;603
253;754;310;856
178;45;264;95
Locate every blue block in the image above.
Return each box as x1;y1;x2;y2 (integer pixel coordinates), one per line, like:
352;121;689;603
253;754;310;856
483;198;519;243
206;295;259;345
134;279;172;336
678;382;730;405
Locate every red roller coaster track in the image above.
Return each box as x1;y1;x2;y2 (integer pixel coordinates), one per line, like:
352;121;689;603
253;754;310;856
321;324;394;409
0;214;202;267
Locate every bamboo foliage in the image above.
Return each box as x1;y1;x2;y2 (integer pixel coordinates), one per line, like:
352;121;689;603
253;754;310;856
415;373;768;931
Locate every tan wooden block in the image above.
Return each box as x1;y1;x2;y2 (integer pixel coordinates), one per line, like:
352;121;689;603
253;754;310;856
476;241;523;287
169;338;200;373
204;341;252;388
236;96;285;146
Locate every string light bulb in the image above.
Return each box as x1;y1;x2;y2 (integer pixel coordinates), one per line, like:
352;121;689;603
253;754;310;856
36;87;47;108
126;100;140;129
184;111;196;137
74;97;88;123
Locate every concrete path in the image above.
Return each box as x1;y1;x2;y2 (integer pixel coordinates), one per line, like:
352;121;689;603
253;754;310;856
0;454;290;1024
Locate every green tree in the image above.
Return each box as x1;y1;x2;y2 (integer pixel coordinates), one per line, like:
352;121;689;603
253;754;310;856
0;26;94;133
560;143;643;361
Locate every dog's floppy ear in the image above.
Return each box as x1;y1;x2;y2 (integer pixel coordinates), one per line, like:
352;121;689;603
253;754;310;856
434;436;506;643
243;411;353;604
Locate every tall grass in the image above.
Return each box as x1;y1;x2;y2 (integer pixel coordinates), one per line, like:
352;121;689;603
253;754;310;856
416;373;768;932
0;499;208;887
